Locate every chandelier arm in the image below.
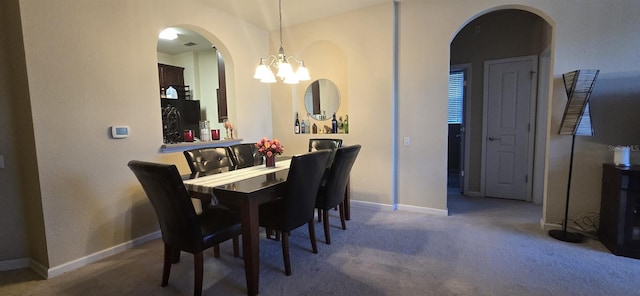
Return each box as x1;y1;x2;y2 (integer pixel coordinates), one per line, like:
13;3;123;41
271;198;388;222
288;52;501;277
258;55;279;67
285;55;304;65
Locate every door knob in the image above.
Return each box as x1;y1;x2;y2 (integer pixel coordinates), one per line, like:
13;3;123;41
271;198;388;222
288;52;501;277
488;136;501;141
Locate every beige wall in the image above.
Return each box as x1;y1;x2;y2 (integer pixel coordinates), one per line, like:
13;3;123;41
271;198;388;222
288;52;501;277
15;0;270;268
4;0;640;275
398;0;640;222
271;3;395;208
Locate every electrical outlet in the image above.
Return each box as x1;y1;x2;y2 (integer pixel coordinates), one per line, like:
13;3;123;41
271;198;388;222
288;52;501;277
0;154;4;169
403;137;411;146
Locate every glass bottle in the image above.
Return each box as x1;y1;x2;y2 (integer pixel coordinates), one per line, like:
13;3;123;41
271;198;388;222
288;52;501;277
344;114;349;134
331;113;338;134
294;112;300;134
312;123;317;134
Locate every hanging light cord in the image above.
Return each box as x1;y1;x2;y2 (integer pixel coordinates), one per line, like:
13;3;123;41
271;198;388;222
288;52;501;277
279;0;283;50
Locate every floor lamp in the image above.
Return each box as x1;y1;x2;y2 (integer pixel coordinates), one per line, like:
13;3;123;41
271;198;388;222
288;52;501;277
549;69;599;243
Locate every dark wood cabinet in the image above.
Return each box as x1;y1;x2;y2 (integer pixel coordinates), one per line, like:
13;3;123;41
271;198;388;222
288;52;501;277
158;63;185;91
599;163;640;259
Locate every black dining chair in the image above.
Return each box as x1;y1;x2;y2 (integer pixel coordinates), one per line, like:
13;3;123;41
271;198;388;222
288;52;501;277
127;160;241;296
230;143;264;169
315;145;361;244
183;147;235;177
308;138;343;221
258;150;331;276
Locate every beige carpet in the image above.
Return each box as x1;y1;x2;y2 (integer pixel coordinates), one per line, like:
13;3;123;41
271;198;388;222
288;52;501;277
2;193;640;295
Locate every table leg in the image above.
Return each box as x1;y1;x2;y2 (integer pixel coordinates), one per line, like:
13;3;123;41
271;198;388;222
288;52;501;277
344;178;351;220
241;201;260;295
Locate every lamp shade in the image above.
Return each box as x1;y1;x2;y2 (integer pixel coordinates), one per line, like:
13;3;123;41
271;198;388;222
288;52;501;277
253;64;270;80
296;66;310;81
260;70;277;83
276;62;293;79
283;74;299;84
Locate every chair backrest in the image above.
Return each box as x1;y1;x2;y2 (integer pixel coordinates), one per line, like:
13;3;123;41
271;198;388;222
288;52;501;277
308;138;343;152
230;143;264;169
183;147;235;175
308;138;343;177
282;150;331;230
319;145;362;209
127;160;203;253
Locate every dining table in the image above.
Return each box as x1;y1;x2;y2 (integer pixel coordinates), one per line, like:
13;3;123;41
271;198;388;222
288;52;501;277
183;158;292;295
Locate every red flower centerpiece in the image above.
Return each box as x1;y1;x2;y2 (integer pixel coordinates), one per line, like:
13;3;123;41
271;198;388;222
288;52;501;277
255;137;284;167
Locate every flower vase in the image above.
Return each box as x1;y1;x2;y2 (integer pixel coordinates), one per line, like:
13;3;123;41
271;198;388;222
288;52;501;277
265;155;276;167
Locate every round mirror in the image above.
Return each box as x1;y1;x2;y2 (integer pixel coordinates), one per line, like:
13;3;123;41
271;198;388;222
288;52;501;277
304;79;340;120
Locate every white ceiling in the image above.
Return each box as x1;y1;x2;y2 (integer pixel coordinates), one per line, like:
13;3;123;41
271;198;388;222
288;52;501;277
158;0;391;55
201;0;391;31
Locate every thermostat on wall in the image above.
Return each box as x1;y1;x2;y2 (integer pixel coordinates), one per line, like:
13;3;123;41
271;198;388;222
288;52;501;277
111;126;129;139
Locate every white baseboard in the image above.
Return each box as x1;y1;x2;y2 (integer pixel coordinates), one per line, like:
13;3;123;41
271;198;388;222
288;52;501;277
0;258;30;271
351;200;449;216
397;203;449;216
46;231;161;278
30;259;48;279
351;199;395;211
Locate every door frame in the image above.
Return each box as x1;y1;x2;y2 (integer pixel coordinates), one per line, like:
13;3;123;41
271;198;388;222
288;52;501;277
450;63;472;195
480;55;538;201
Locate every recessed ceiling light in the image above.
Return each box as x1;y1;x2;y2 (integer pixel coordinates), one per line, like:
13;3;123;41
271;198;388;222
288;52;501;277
159;28;178;40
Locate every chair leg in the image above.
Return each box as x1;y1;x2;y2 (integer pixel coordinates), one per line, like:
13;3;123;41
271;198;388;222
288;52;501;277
308;219;318;254
323;209;331;245
281;231;291;276
172;249;181;264
193;252;203;296
162;243;172;287
317;208;322;222
232;236;240;257
213;244;221;258
339;202;346;230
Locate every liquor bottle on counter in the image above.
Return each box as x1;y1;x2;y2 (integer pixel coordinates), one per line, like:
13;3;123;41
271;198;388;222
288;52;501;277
312;123;318;134
331;113;338;134
301;117;306;134
294;112;300;134
344;114;349;134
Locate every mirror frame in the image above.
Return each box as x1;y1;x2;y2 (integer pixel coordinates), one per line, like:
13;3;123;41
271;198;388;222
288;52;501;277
304;79;340;121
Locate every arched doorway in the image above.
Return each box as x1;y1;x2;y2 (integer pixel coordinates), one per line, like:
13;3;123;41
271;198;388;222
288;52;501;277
447;8;553;212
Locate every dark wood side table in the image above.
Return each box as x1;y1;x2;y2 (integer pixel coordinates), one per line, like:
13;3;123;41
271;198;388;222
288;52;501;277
598;163;640;259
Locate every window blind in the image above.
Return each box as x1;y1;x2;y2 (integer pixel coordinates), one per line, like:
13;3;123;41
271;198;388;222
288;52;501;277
448;71;465;124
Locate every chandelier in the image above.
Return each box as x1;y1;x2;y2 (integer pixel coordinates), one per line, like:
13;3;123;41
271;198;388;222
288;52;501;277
253;0;310;84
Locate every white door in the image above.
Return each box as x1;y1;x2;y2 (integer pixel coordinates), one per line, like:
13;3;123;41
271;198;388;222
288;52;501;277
483;56;537;200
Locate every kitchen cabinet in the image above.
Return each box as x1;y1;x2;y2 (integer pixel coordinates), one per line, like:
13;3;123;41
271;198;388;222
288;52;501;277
158;63;184;91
